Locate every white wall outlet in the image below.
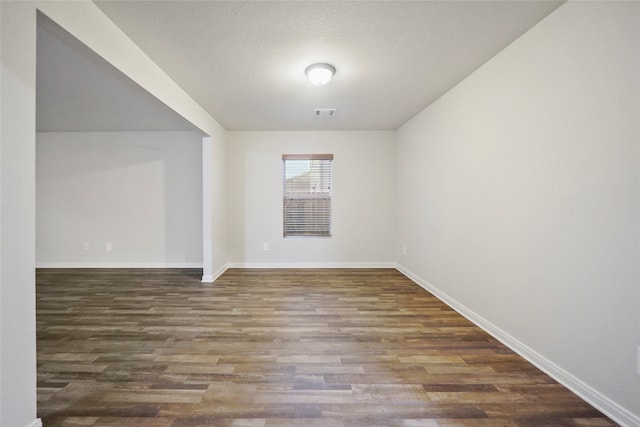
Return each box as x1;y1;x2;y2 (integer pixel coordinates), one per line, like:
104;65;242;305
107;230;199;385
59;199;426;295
106;242;112;252
83;242;90;251
263;242;269;251
402;246;407;255
637;345;640;376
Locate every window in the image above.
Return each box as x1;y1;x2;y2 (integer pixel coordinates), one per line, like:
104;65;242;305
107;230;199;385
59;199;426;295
282;154;333;237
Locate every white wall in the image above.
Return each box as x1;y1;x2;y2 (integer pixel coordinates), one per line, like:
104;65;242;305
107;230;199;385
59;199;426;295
1;2;226;425
1;3;38;426
227;131;395;266
3;1;637;426
211;132;228;276
202;130;229;281
396;1;640;424
36;131;203;267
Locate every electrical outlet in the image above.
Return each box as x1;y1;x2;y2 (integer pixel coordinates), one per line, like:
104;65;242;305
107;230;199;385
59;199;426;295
402;246;407;256
637;346;640;376
83;242;90;251
263;242;269;251
106;242;112;252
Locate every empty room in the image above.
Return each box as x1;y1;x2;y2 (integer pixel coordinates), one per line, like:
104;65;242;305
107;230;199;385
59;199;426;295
1;1;639;427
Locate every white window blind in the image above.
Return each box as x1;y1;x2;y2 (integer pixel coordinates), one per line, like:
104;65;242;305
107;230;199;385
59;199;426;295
282;154;333;237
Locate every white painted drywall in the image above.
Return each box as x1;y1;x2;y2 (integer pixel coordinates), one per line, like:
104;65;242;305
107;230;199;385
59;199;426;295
1;2;226;425
396;1;640;423
202;137;214;279
1;2;38;426
202;129;229;281
227;131;395;266
211;131;228;276
36;131;203;267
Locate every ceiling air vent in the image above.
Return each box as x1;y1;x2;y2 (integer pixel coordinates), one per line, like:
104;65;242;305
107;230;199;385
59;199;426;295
314;108;336;118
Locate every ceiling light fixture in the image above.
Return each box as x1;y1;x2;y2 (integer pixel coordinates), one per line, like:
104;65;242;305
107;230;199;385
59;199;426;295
305;63;336;86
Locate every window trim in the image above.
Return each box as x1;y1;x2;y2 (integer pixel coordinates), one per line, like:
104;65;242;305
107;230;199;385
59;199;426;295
282;154;333;238
282;154;334;161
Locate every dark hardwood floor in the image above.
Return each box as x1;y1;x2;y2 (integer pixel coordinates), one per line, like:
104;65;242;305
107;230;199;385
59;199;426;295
36;268;616;426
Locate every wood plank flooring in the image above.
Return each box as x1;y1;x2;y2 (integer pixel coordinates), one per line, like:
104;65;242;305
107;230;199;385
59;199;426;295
36;268;616;426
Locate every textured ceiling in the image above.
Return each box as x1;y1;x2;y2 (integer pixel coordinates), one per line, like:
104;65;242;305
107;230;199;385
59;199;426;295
38;1;564;132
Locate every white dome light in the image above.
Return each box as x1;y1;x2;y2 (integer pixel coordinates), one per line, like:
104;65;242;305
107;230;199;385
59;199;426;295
305;63;336;86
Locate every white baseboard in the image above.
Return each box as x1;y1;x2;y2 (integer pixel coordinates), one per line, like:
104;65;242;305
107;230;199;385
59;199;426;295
27;419;42;427
36;262;203;269
226;262;396;269
395;264;640;427
202;263;229;283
